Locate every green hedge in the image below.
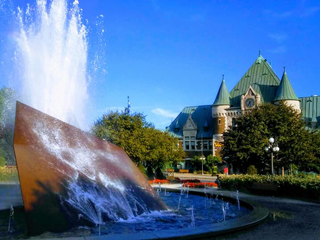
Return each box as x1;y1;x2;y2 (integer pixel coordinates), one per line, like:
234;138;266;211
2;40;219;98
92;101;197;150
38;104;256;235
219;174;320;200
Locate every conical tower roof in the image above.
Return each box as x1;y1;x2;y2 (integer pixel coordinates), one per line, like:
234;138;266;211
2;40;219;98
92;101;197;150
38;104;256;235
213;77;230;106
274;69;298;101
230;53;280;107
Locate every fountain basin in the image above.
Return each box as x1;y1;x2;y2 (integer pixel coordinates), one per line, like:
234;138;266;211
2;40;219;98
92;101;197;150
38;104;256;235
1;185;269;239
119;187;269;240
52;187;269;239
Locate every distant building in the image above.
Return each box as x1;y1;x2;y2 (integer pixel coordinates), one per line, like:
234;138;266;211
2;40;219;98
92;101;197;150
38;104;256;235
167;53;320;168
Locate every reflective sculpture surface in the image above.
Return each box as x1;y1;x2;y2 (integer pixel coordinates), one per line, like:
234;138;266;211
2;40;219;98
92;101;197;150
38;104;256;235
14;102;166;236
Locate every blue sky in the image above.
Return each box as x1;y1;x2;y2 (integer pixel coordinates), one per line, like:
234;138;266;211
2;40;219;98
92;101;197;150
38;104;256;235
1;0;320;130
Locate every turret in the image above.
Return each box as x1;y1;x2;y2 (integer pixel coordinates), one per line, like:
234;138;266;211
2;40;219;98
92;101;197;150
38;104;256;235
274;68;300;112
212;76;230;135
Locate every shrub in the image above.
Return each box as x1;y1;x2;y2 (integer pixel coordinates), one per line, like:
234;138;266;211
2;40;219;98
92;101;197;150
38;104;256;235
247;165;257;175
212;166;218;175
219;174;320;200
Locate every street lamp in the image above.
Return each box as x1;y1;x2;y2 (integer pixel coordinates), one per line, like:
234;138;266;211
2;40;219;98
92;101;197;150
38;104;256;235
199;155;205;175
264;137;280;175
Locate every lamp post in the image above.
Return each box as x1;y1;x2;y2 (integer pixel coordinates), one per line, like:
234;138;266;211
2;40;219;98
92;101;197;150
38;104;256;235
264;137;280;175
200;155;205;175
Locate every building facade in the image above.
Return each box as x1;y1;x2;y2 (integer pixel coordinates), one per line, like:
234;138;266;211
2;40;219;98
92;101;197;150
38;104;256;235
167;53;320;167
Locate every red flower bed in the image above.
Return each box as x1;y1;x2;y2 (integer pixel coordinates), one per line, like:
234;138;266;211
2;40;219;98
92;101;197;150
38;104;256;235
148;179;170;184
175;178;201;183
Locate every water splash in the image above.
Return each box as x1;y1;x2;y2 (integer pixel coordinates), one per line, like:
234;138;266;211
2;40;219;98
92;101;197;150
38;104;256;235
30;118;154;224
177;193;182;211
221;202;229;221
186;205;195;227
63;177;150;224
15;0;88;128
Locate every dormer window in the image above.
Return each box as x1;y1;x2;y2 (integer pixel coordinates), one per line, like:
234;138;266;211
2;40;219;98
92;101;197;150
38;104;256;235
174;121;180;132
203;120;209;131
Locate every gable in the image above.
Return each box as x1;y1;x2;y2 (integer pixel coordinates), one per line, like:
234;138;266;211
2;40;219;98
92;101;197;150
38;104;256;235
167;105;213;139
183;115;197;130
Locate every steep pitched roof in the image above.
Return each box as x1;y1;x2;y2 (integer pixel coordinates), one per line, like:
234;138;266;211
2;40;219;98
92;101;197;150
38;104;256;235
230;54;280;107
167;105;213;138
273;69;298;101
213;78;230;106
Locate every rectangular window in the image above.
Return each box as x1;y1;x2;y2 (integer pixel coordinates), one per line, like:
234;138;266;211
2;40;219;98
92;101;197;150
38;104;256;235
232;118;236;127
203;141;208;150
209;141;213;150
191;136;195;140
218;119;221;125
191;141;195;150
185;136;190;140
185;141;190;150
196;141;202;150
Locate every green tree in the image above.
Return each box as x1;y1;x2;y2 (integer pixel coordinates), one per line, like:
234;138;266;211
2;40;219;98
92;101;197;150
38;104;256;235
191;155;202;171
92;111;186;175
222;102;320;173
205;154;221;173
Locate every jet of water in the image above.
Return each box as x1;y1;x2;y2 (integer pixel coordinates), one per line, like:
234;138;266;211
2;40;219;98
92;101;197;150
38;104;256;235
177;194;182;211
15;0;88;128
236;190;240;210
186;205;195;227
7;205;14;233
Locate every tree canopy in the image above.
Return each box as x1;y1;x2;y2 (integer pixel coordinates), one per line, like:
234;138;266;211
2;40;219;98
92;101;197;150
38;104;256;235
222;102;320;174
92;111;186;171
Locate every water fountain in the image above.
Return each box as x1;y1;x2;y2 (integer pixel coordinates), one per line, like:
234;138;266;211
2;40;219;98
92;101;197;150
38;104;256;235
14;0;88;129
14;101;167;236
2;0;269;238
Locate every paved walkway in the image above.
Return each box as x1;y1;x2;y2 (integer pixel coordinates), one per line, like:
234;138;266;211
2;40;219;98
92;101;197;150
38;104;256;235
172;172;217;182
205;189;320;240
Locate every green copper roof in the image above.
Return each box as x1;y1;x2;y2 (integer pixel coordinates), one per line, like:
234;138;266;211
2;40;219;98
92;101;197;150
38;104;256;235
273;70;298;101
213;78;230;106
167;105;213;139
230;54;280;107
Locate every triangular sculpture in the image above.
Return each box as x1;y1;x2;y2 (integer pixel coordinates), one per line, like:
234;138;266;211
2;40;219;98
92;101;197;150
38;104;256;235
13;102;166;236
